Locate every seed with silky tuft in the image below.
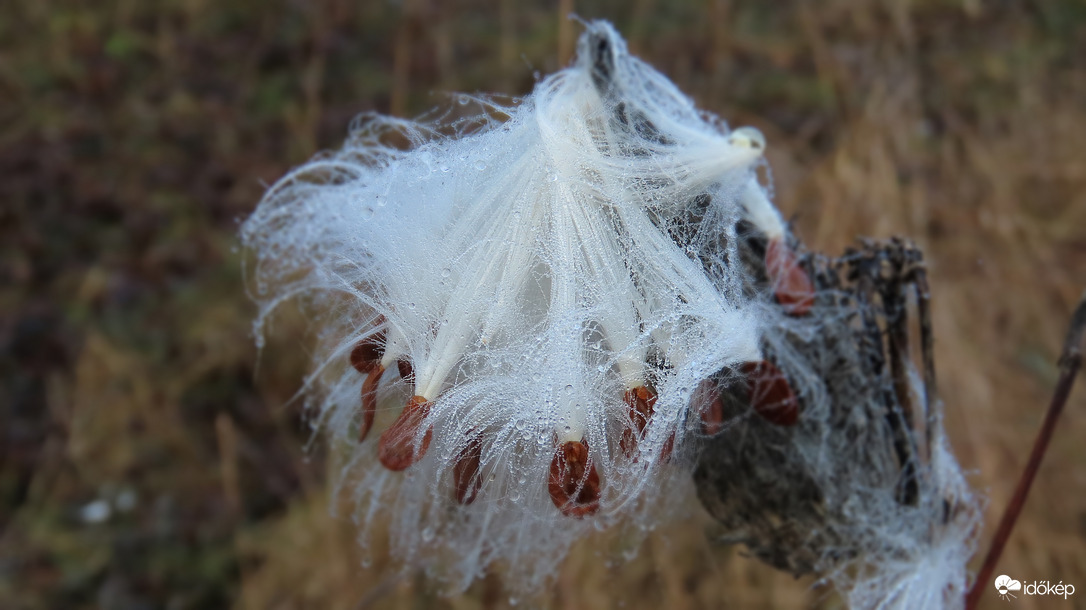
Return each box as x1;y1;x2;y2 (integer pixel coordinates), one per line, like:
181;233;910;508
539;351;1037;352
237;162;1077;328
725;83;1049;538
359;365;384;441
378;395;434;470
350;321;386;373
396;358;414;381
548;439;601;518
452;435;483;505
695;378;726;435
740;360;799;426
620;386;656;456
620;386;674;460
765;238;815;316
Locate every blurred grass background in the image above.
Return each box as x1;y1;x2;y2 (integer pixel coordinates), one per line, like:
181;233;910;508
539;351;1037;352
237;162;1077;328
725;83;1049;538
2;1;1084;608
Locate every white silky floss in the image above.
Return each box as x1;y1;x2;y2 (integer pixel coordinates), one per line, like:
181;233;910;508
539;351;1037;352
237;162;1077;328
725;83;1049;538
244;21;778;592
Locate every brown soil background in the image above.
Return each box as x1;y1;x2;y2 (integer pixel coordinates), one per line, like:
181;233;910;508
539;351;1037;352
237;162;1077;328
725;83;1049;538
2;1;1084;609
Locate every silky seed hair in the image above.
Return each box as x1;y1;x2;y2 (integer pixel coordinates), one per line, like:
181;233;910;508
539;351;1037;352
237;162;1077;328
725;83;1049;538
242;21;776;592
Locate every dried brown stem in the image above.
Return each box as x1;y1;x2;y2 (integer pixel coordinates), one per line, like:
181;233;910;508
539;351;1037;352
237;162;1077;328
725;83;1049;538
966;291;1086;609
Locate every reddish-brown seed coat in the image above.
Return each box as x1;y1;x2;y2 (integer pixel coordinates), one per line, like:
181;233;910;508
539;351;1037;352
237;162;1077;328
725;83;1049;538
660;433;675;461
621;386;675;460
695;378;725;435
359;365;385;441
620;386;657;457
350;328;386;374
452;436;483;505
765;238;815;316
741;360;799;426
396;358;413;381
548;440;601;518
378;395;433;471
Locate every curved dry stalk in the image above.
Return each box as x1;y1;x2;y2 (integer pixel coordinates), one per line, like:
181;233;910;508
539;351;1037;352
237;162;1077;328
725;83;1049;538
966;290;1086;609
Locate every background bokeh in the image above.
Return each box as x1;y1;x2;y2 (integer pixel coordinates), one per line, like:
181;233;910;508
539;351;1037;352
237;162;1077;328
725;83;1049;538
2;1;1084;608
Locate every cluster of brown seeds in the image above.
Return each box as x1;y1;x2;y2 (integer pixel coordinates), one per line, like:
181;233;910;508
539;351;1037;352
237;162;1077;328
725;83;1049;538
342;230;814;518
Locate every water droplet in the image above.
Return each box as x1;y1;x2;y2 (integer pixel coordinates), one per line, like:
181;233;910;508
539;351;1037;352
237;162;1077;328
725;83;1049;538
422;526;435;542
441;267;451;278
361;206;375;219
457;94;470;105
474;160;486;171
407;302;416;309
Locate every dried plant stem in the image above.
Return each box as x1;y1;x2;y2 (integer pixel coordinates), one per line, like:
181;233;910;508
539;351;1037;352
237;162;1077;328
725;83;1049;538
966;291;1086;609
